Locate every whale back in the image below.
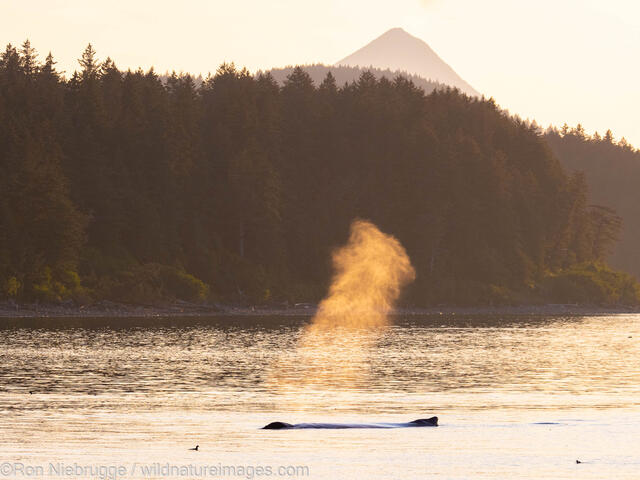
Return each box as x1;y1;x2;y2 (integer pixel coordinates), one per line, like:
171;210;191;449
292;422;392;429
262;417;438;429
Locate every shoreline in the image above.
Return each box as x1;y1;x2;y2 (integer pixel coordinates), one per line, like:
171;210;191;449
1;300;639;319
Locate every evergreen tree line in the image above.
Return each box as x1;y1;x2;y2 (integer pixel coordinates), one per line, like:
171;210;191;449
1;42;636;305
264;64;446;94
546;125;640;281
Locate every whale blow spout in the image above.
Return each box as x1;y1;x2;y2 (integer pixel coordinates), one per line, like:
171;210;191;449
262;417;438;430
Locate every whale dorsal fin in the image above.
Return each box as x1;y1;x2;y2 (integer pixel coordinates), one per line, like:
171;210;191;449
409;417;438;426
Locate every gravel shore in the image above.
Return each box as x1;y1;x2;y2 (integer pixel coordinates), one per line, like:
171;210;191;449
1;300;638;318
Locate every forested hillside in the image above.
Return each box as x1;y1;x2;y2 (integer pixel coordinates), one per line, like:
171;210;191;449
1;42;637;305
546;126;640;279
265;64;444;94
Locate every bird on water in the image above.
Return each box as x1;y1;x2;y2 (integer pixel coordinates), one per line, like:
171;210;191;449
189;445;199;451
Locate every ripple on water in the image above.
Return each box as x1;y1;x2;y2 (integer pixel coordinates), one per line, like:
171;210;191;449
0;314;638;479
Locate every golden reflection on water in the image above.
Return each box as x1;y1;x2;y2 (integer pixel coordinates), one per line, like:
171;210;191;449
0;314;638;412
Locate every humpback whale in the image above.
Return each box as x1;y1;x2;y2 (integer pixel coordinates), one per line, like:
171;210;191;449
262;417;438;430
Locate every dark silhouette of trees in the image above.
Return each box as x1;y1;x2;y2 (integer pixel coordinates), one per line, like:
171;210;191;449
0;43;86;300
546;125;640;279
1;41;636;304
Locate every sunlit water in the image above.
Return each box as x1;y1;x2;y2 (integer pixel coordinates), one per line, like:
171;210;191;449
0;314;638;479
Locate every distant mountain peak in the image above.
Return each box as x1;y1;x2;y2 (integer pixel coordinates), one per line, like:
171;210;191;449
336;28;478;96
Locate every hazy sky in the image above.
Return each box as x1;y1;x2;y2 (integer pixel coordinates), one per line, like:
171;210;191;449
3;0;639;146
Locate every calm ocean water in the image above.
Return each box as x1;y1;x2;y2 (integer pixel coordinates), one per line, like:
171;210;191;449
0;314;638;479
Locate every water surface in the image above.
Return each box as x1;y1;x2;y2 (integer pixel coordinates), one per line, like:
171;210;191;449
0;314;638;479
